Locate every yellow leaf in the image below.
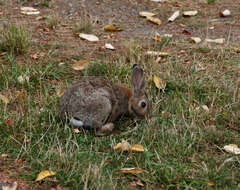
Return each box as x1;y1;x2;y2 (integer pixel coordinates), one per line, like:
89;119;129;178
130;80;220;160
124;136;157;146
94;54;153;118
152;34;162;42
35;170;56;181
0;94;10;104
130;144;147;152
56;88;63;97
72;60;91;71
119;168;142;174
153;75;166;90
207;181;215;186
114;140;131;151
104;24;123;31
146;16;162;25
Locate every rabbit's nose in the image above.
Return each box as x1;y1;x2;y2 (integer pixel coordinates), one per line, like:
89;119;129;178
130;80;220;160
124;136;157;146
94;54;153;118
70;117;83;127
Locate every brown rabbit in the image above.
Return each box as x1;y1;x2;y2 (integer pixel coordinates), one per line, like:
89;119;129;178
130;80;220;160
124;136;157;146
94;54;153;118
60;64;151;133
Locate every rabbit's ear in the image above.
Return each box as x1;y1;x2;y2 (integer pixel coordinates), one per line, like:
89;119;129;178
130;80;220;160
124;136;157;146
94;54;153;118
132;64;145;94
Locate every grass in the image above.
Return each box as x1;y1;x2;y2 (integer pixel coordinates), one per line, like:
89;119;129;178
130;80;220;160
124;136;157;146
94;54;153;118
46;14;59;29
73;14;93;34
0;24;30;55
0;1;240;190
0;41;239;189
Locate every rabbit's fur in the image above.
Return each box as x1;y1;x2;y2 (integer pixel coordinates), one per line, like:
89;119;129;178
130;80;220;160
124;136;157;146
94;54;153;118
60;64;151;132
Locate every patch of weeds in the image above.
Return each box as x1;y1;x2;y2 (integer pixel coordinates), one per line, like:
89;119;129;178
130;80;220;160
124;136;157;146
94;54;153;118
207;0;216;4
73;15;93;34
40;0;51;7
0;24;30;55
46;14;59;29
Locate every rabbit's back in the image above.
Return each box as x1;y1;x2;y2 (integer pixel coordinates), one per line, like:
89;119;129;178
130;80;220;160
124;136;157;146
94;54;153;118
60;77;117;128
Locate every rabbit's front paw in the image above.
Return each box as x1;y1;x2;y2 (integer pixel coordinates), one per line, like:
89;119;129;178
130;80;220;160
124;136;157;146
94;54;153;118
70;117;84;127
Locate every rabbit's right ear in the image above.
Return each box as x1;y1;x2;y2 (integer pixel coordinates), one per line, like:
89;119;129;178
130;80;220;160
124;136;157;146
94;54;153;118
132;64;145;94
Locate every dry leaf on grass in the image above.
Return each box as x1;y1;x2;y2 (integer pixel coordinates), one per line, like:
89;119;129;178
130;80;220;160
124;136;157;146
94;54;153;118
146;51;169;57
183;10;198;17
0;181;18;190
201;105;209;112
219;9;231;17
153;33;162;42
139;11;156;17
146;16;162;25
119;168;142;174
35;170;56;181
79;33;99;42
17;75;29;84
72;60;91;71
56;89;63;97
188;37;201;43
168;11;180;22
114;140;147;152
21;7;40;15
205;38;225;44
207;181;215;186
104;24;123;31
114;140;131;151
153;75;166;90
73;128;81;134
0;94;10;104
105;43;115;50
223;144;240;155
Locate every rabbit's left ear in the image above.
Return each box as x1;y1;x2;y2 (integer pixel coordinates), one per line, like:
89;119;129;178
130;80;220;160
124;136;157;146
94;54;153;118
132;64;145;94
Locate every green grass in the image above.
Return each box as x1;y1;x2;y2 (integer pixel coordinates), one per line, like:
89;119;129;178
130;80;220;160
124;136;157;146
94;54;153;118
73;15;93;34
0;24;30;55
46;14;59;29
0;41;239;189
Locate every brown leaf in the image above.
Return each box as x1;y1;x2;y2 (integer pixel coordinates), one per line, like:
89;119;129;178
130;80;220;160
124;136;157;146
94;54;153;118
73;128;80;134
207;181;215;186
152;33;162;42
104;24;123;32
182;29;191;35
0;94;10;104
72;60;91;71
119;168;142;174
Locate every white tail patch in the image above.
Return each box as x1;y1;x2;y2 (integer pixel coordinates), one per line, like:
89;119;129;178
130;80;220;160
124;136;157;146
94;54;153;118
70;117;84;127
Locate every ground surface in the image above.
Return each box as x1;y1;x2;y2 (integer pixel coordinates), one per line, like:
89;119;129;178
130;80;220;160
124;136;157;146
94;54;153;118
0;0;240;189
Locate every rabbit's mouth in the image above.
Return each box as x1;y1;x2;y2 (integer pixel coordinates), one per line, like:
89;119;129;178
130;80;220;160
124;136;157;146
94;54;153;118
130;106;145;119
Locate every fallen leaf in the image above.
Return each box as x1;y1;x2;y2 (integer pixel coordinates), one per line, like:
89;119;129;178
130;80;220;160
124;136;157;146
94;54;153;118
104;24;123;31
151;0;164;2
168;10;180;22
146;51;169;56
202;105;209;112
139;11;156;17
205;38;225;44
30;53;39;60
219;9;231;17
119;168;142;174
153;33;162;42
223;144;240;155
1;153;8;159
188;37;201;43
163;34;173;38
21;7;40;15
207;181;215;186
105;43;115;50
183;10;198;17
56;89;63;97
153;75;166;90
0;181;18;190
35;170;56;181
79;33;99;42
232;47;240;53
17;75;29;84
73;128;80;134
72;60;91;71
114;140;131;151
182;29;191;35
146;16;162;25
0;94;10;104
130;144;147;152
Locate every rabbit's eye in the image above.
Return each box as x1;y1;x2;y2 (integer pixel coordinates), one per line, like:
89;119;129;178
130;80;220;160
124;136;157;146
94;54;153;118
141;101;146;108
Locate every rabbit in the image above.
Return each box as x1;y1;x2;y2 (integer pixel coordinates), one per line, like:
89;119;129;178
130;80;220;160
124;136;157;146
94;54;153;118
60;64;151;134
